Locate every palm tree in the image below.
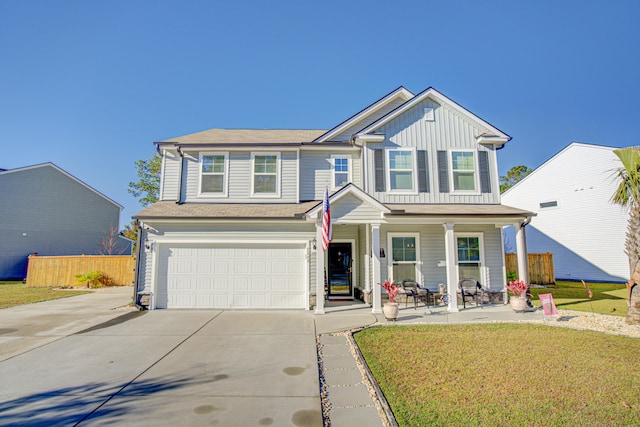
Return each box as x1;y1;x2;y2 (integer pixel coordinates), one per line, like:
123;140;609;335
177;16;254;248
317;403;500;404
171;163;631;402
611;147;640;325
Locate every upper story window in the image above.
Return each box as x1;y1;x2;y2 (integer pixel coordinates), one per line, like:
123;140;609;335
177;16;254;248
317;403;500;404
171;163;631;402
199;153;228;196
450;150;477;192
332;156;350;189
252;153;280;196
386;149;416;192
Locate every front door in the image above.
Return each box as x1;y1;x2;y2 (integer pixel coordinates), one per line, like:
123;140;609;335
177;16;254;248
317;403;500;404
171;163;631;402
327;242;353;298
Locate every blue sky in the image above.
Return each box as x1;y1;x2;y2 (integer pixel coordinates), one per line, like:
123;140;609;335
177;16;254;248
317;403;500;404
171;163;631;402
1;0;638;224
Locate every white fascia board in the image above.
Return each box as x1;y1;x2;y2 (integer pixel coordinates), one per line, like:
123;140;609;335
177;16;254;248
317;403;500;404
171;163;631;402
313;86;415;143
300;145;360;152
384;215;530;226
357;87;510;141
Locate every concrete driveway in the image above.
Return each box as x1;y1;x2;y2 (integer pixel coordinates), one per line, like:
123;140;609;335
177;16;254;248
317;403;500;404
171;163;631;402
0;304;322;426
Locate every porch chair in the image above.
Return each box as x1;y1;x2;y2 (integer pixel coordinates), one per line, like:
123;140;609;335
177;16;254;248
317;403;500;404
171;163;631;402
401;280;430;309
458;278;484;309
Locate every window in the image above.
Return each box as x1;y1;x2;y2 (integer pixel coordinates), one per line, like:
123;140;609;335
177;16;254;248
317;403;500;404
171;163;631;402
332;157;350;188
456;235;483;282
450;151;477;192
252;153;279;195
199;153;227;196
388;234;420;282
387;149;415;192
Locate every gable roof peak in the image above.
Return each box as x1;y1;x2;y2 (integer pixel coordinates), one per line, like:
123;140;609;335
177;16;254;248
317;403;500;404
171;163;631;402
312;86;415;143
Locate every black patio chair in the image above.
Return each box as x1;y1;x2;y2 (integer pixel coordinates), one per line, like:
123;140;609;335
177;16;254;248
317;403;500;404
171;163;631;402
458;278;484;309
401;280;430;309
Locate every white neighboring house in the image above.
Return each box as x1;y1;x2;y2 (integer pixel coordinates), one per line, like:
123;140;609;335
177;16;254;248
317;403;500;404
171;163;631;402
502;142;629;283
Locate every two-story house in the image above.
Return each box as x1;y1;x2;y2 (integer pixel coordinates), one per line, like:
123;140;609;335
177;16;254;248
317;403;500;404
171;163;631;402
134;86;532;313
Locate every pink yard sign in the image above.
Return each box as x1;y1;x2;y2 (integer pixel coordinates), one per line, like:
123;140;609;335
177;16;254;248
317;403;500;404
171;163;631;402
539;293;559;316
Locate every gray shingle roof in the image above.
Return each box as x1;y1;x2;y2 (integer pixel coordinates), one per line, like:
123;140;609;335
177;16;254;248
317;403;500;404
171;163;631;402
134;201;320;219
160;129;328;145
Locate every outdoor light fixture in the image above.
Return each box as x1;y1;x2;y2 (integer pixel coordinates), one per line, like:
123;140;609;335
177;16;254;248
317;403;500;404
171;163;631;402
144;237;152;252
380;248;386;258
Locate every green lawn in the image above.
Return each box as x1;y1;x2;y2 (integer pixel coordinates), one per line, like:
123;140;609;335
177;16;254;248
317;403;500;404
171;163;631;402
354;324;640;427
0;281;90;309
529;281;628;316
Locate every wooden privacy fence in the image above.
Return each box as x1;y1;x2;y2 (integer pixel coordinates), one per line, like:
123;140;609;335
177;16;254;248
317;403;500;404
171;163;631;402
505;252;555;285
26;255;135;287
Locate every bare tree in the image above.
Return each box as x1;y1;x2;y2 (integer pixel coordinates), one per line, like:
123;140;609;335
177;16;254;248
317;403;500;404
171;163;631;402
99;226;127;255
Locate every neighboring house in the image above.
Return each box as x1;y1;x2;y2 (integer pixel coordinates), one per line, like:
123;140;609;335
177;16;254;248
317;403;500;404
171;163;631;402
502;142;629;283
0;163;131;280
134;86;532;313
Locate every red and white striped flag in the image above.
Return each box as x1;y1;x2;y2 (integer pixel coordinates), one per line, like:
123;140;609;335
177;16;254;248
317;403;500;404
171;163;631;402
321;186;332;251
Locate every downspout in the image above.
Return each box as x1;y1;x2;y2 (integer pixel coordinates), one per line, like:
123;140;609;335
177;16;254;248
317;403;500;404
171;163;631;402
132;219;144;310
175;145;184;205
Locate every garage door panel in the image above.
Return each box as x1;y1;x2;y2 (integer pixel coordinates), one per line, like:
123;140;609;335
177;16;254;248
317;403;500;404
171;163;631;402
158;244;306;309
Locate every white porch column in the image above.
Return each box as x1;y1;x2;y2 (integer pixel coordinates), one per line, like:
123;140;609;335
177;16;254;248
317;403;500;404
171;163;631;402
443;222;459;313
515;221;530;286
315;221;325;314
371;224;382;314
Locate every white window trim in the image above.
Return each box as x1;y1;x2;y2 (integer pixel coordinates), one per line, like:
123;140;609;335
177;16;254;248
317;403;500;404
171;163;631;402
387;232;421;284
385;148;418;194
198;152;229;198
251;152;281;198
449;149;480;195
331;154;352;190
454;232;486;287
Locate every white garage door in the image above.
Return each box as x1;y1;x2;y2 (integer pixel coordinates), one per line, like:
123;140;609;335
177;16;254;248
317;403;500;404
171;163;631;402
156;243;307;309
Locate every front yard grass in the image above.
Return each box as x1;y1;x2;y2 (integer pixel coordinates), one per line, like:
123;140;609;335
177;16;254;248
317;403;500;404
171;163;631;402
0;281;90;309
354;324;640;427
529;281;628;316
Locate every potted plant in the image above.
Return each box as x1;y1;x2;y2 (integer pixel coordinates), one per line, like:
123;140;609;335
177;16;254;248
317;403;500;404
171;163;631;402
380;279;400;320
506;279;530;312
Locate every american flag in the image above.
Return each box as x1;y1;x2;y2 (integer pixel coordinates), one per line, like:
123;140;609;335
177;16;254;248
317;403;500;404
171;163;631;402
321;186;332;251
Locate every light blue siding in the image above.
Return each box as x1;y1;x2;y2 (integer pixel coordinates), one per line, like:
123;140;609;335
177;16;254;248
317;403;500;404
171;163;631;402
160;150;181;201
299;150;361;201
180;150;299;203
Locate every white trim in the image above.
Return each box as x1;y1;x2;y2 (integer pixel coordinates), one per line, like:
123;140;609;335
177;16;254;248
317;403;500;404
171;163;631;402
305;183;391;218
330;154;352;190
386;232;421;284
250;152;281;198
454;232;486;287
295;148;300;203
449;149;480;195
386;148;418;194
327;239;357;299
198;152;229;198
152;239;309;310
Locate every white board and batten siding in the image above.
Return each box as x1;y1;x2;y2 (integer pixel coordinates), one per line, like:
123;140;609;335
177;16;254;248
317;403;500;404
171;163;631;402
366;99;500;205
502;143;629;282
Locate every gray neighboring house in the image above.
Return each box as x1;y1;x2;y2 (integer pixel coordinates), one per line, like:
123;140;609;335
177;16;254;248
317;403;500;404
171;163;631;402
0;163;131;280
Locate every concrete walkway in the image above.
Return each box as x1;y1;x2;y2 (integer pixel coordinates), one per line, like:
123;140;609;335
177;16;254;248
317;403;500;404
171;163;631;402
0;291;544;426
316;300;544;426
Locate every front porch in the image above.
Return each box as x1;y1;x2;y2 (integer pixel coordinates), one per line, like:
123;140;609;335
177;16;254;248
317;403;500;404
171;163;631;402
314;298;545;334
